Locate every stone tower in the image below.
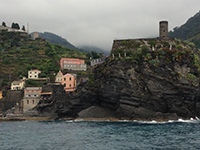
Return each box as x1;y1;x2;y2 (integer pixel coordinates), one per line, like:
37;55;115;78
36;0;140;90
33;32;39;40
159;21;168;39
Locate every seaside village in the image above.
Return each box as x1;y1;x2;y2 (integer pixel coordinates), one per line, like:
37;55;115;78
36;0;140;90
0;25;109;116
0;56;108;115
0;20;175;116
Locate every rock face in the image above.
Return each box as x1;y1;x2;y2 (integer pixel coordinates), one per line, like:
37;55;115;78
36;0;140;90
35;52;200;120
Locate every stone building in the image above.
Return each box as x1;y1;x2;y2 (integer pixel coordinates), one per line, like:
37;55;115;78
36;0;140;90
159;21;168;39
33;32;39;40
23;87;42;112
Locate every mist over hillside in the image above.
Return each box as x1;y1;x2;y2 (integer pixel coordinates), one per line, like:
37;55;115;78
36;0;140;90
30;32;108;54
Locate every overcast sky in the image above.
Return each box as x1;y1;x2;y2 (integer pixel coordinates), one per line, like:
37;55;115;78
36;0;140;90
1;0;200;52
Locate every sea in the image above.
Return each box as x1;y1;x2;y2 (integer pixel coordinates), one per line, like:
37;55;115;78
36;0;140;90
0;119;200;150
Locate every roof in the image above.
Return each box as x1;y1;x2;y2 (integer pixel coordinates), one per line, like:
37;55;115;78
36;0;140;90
25;92;40;95
25;87;42;90
12;80;24;84
62;73;76;78
30;69;41;72
56;70;63;77
40;92;52;95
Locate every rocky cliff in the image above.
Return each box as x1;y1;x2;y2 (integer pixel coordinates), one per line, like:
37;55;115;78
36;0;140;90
36;39;200;121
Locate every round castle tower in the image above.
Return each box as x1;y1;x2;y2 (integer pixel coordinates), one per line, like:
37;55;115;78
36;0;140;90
159;21;168;39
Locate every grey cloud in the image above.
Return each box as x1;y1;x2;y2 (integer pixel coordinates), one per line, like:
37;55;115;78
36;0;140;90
0;0;200;52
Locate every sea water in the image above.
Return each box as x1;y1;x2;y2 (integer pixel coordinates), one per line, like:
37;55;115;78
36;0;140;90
0;120;200;150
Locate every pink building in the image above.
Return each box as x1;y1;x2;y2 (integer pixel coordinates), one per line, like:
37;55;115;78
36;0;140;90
61;74;76;93
60;58;87;71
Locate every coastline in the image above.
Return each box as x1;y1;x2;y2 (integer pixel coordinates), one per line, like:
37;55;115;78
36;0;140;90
1;116;198;123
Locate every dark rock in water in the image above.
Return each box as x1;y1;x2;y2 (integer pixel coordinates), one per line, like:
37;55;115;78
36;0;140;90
35;50;200;120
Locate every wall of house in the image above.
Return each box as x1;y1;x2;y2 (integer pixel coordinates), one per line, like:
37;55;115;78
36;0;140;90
60;58;86;70
28;71;40;79
23;98;40;112
61;74;76;92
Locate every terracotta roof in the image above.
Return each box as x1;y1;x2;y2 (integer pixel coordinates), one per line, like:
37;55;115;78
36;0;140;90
62;73;76;78
31;69;41;71
40;92;52;95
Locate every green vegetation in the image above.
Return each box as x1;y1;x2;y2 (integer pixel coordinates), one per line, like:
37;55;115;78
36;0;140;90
0;30;94;88
89;74;94;85
169;10;200;48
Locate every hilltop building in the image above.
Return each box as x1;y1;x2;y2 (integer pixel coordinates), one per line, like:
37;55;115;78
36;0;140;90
110;21;173;55
33;32;39;40
0;25;28;33
159;21;168;40
60;58;87;71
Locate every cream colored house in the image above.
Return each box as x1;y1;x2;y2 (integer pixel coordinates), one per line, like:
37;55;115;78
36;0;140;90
23;87;42;112
55;70;63;82
28;69;41;79
11;80;25;90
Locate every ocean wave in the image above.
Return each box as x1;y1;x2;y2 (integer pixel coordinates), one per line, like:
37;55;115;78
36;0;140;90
66;117;200;124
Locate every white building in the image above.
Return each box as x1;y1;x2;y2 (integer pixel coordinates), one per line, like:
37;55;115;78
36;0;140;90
55;70;63;83
28;69;41;79
11;80;25;90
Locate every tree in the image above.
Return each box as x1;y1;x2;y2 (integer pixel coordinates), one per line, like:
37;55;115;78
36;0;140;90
2;22;6;27
11;22;20;29
22;25;25;31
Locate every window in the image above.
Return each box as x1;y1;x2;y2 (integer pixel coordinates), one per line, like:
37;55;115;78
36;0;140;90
64;83;66;87
30;72;32;74
30;76;32;78
64;78;66;81
35;75;37;77
64;65;66;67
74;61;76;63
71;65;73;67
69;84;71;87
71;61;73;63
35;72;37;74
74;65;76;67
67;65;69;67
69;77;71;81
32;100;34;104
27;100;29;104
29;95;30;97
64;61;66;63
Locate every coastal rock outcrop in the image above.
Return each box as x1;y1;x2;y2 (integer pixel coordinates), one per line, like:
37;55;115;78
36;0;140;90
36;48;200;120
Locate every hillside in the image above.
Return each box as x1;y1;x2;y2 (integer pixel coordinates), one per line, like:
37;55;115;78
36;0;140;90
30;32;79;50
0;30;89;89
169;10;200;48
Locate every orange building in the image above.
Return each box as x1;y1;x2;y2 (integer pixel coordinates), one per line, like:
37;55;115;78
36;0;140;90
60;58;87;71
0;91;3;99
61;74;76;93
